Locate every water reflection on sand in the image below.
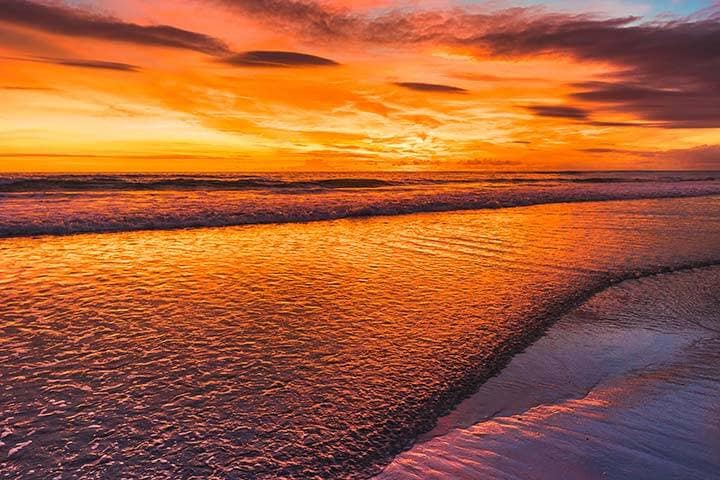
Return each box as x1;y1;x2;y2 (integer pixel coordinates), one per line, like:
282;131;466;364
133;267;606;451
378;266;720;480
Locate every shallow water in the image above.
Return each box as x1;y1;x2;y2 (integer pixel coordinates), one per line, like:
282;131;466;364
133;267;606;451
377;266;720;480
1;196;720;478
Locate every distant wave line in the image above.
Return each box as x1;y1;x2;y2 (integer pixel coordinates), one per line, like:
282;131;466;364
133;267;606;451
1;174;720;192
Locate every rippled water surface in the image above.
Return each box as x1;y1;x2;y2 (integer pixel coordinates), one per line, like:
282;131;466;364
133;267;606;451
2;195;720;478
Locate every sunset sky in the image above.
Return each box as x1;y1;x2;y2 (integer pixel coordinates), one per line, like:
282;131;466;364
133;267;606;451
1;0;718;171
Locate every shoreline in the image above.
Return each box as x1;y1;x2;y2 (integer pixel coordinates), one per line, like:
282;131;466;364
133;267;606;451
376;266;720;479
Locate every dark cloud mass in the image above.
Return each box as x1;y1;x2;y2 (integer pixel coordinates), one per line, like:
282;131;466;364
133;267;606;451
0;0;229;54
570;81;719;128
478;13;720;128
526;105;589;119
3;55;140;71
580;147;639;154
46;58;140;72
222;50;338;67
394;82;467;93
212;0;359;38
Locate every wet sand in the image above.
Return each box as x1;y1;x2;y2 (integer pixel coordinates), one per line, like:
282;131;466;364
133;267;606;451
377;266;720;480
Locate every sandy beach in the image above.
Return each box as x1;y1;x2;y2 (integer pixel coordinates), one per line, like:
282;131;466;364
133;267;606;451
378;266;720;479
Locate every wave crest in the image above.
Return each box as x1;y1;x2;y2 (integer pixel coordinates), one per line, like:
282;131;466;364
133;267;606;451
1;172;720;238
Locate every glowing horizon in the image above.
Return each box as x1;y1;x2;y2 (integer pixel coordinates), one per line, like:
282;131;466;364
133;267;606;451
1;0;719;172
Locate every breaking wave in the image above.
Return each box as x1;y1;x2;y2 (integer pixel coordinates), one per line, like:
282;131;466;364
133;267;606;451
1;172;720;238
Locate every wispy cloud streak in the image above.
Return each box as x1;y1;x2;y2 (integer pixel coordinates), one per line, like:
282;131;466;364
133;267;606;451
0;0;230;54
222;50;338;67
394;82;467;94
2;55;140;71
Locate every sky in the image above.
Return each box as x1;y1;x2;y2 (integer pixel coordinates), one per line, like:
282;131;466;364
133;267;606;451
0;0;718;172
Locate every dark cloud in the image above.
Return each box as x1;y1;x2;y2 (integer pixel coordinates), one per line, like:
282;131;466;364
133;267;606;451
571;82;684;102
579;147;639;154
476;12;720;128
211;0;358;38
1;85;56;90
211;0;501;42
587;120;652;127
570;81;719;128
222;50;338;67
525;104;654;126
394;82;467;93
0;0;229;54
4;55;139;71
46;58;140;72
526;105;589;119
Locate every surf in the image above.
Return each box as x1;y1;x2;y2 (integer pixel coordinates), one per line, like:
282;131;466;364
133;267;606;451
2;172;720;238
